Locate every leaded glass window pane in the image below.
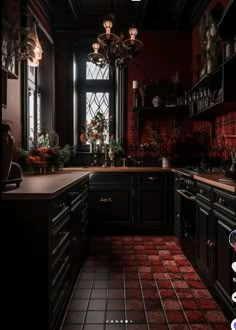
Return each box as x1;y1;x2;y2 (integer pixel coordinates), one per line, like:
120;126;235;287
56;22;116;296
86;92;109;143
86;61;109;80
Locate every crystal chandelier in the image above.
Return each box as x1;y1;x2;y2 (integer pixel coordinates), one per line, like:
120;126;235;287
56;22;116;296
88;14;143;68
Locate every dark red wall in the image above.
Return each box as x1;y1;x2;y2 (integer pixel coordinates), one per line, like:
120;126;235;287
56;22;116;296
126;30;193;156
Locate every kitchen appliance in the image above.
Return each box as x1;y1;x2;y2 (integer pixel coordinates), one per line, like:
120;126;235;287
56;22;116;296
175;170;196;265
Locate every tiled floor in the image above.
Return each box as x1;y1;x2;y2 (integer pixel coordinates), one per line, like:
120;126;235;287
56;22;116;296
61;236;230;330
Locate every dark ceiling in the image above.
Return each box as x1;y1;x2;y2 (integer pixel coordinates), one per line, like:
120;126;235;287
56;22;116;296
40;0;211;34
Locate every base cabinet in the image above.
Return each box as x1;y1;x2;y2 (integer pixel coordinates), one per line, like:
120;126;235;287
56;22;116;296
3;175;89;330
196;182;236;321
88;172;173;234
138;172;173;233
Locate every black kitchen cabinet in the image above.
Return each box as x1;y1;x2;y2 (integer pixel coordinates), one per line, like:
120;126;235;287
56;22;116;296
88;171;173;234
88;173;135;233
213;209;236;319
196;199;212;281
212;187;236;320
195;181;236;321
138;172;173;233
2;173;89;330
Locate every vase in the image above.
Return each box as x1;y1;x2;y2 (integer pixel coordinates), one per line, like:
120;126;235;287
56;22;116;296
108;147;115;167
2;124;15;182
162;157;171;168
152;96;161;108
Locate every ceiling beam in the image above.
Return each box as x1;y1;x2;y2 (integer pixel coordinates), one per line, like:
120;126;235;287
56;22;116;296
67;0;80;18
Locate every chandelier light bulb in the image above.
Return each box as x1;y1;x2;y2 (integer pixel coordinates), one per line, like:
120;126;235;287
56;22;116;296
129;26;138;39
92;42;100;54
103;20;113;37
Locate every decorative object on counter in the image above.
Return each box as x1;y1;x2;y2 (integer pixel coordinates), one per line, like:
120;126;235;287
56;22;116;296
108;135;124;166
80;111;111;151
16;130;73;174
152;95;161;107
161;157;171;168
221;149;236;182
1;123;23;188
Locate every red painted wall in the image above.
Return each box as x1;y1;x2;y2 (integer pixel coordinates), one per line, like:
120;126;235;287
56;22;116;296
126;30;193;156
192;0;236;157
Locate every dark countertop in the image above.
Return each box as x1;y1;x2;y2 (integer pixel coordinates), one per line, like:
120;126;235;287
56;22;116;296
2;171;90;200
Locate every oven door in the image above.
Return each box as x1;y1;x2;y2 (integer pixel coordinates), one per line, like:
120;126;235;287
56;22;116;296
176;189;196;264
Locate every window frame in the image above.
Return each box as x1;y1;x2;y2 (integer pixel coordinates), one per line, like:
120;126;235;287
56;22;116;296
75;49;116;152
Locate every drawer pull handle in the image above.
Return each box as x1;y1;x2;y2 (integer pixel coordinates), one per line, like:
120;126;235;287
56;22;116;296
207;239;211;245
147;176;157;181
59;202;66;209
218;197;225;205
209;241;215;247
99;197;112;203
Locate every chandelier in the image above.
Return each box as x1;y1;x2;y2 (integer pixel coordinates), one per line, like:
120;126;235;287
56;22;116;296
88;14;143;68
2;17;43;70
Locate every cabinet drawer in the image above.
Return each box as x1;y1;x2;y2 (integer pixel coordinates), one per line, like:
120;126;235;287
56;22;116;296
138;173;170;186
51;215;71;257
89;173;134;186
51;257;72;323
68;179;89;207
52;240;71;287
196;182;212;204
213;189;236;219
51;193;69;225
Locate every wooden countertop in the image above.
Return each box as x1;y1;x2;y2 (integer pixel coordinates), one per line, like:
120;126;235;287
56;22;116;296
2;171;90;200
2;167;235;199
66;167;236;192
65;166;172;172
174;168;236;193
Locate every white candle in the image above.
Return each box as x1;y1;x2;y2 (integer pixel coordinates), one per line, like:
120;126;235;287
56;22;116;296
132;80;138;89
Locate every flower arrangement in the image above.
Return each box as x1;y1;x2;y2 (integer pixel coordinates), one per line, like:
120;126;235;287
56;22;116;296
80;111;110;145
149;129;175;158
15;130;73;173
109;135;124;154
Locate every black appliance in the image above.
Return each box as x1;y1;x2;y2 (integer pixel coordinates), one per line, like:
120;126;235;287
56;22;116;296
175;171;196;265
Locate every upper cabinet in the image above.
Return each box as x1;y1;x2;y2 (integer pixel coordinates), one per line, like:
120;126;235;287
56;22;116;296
188;1;236;124
218;0;236;41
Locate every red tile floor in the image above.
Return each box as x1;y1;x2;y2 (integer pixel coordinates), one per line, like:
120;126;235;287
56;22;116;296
61;236;230;330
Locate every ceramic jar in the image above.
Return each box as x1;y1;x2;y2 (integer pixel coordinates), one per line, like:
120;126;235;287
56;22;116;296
162;157;171;168
152;96;161;107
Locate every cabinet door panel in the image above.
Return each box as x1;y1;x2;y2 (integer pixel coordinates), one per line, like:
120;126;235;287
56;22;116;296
140;189;165;222
89;189;133;223
213;210;236;310
196;201;212;280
